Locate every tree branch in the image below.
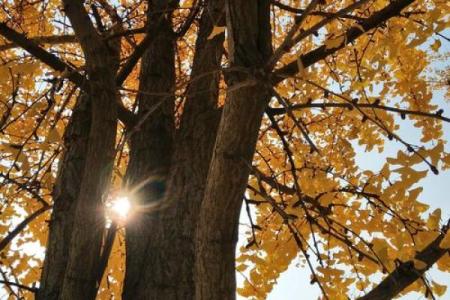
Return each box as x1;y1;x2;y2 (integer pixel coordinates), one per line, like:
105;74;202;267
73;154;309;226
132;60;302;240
0;205;51;253
115;33;153;86
175;0;201;37
0;173;50;207
266;102;450;123
358;221;450;300
272;0;415;84
0;280;37;293
61;1;102;66
271;0;365;21
0;22;84;86
0;22;135;127
0;34;77;51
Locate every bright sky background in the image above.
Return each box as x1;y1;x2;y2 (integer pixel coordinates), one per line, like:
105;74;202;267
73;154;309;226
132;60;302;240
237;100;450;300
237;30;450;300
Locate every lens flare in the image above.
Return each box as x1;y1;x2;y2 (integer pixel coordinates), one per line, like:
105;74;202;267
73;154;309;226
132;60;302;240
111;196;131;219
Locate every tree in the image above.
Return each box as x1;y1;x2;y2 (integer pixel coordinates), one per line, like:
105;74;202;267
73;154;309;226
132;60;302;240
0;0;449;299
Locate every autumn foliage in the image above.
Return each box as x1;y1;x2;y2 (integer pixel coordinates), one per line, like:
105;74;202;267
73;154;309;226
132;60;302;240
0;0;450;299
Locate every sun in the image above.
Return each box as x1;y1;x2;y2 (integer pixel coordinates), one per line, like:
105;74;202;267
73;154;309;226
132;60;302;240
110;196;131;220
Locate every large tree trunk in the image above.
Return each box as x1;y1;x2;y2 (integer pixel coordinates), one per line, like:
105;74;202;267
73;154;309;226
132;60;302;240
195;0;272;299
55;2;120;299
123;1;226;298
36;3;120;300
37;94;91;300
122;0;176;297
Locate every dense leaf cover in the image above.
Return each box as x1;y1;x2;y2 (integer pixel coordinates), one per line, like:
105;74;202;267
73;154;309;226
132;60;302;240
0;0;449;299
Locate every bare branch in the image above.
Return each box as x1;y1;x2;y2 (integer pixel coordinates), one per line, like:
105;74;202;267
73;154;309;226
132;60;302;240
0;280;37;293
271;0;365;21
358;221;450;300
272;0;415;84
0;22;84;86
267;101;450;123
115;33;153;86
0;22;135;127
0;205;51;253
0;34;77;52
266;0;320;69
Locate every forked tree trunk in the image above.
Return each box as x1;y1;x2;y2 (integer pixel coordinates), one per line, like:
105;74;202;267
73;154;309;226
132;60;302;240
37;2;121;299
122;0;176;297
195;1;272;298
123;0;225;298
37;94;91;300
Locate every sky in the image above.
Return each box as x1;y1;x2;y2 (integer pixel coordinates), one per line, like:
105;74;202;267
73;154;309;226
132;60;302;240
261;117;450;300
236;82;450;300
237;26;450;300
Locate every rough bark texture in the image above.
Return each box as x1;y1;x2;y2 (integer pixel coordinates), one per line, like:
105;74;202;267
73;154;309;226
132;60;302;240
57;2;120;299
122;0;176;297
195;1;272;299
123;1;225;298
37;2;122;297
37;94;91;300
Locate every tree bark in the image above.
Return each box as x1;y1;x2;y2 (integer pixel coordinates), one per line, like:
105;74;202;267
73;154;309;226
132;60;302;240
123;1;226;298
122;0;176;298
37;94;91;300
195;1;272;299
57;2;120;299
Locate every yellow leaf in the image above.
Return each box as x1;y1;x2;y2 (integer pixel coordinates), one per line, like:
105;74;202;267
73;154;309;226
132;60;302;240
429;143;443;166
236;263;248;272
442;153;450;167
427;208;441;230
17;153;30;171
356;281;366;291
296;57;306;78
1;143;20;155
207;26;225;40
437;253;450;271
325;35;345;50
353;23;365;33
432;281;447;296
46;127;61;144
439;231;450;249
372;238;389;265
413;259;427;270
430;39;441;52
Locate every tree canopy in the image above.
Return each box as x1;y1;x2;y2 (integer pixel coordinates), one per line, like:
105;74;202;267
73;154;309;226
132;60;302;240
0;0;449;299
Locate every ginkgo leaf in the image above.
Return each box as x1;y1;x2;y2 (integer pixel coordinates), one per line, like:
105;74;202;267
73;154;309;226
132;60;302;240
296;57;306;78
429;143;443;166
236;263;248;272
443;153;450;166
439;231;450;249
430;39;441;52
1;143;20;155
432;281;447;296
17;153;30;170
413;259;427;270
372;238;389;265
427;208;441;230
46;127;62;143
324;35;345;50
207;26;226;40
